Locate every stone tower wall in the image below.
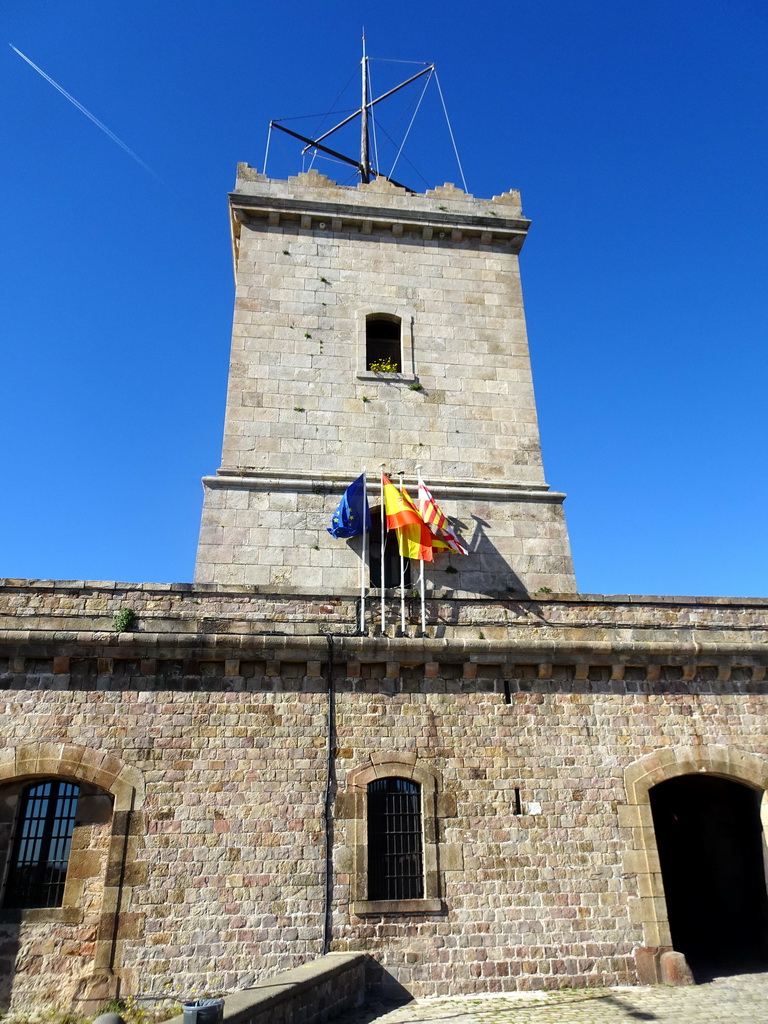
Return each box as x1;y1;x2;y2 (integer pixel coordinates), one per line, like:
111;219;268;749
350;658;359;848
220;171;543;485
194;168;576;597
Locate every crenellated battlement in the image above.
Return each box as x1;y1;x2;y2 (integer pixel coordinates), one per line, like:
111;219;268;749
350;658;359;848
234;164;524;218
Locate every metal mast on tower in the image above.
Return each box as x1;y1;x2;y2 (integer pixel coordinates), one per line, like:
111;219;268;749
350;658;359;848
268;38;434;190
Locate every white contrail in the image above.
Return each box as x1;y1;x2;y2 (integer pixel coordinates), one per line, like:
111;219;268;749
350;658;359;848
9;44;164;184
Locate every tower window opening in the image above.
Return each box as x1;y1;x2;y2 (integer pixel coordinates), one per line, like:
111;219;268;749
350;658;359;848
366;316;402;372
3;780;80;909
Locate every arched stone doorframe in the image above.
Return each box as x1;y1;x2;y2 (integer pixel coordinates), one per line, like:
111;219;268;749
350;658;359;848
0;742;145;1006
622;744;768;980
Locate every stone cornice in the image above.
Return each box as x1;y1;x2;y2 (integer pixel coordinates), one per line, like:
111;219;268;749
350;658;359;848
0;630;766;671
229;192;531;254
204;469;565;504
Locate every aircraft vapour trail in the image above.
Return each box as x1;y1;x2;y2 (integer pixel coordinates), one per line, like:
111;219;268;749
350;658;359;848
9;44;164;184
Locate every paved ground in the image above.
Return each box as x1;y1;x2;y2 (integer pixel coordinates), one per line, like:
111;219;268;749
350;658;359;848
336;972;768;1024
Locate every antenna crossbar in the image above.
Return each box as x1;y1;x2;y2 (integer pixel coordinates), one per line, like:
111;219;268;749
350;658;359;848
270;121;412;191
304;64;434;153
269;122;362;171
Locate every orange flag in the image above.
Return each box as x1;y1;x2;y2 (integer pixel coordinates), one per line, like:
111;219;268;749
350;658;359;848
395;487;434;562
382;474;421;529
381;474;433;561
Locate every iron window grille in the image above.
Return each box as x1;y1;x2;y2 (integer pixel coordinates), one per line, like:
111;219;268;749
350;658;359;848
367;777;424;900
3;780;80;909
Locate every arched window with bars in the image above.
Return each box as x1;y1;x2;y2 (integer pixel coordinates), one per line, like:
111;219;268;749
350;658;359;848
3;779;80;909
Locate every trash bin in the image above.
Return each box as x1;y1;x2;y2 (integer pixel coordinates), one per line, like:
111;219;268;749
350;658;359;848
182;998;224;1024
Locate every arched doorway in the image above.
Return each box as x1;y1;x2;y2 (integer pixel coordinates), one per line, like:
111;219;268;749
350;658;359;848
650;774;768;980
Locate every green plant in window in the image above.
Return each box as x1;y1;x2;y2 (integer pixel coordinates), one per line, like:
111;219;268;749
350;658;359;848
368;357;399;373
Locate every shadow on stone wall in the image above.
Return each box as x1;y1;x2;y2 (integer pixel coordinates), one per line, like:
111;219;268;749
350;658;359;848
363;960;414;1005
401;513;529;604
0;918;20;1009
349;512;529;601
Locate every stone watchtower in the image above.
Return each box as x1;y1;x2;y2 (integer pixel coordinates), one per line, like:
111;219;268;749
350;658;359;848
194;165;575;598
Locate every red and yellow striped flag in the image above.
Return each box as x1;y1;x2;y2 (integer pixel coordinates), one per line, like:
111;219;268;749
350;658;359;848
418;477;468;555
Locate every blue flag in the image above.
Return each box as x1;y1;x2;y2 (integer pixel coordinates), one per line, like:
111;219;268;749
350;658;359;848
327;474;371;538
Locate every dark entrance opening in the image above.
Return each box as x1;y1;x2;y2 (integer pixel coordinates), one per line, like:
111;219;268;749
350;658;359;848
368;507;411;590
650;774;768;981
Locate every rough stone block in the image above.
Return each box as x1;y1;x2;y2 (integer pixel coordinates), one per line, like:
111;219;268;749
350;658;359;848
660;950;694;986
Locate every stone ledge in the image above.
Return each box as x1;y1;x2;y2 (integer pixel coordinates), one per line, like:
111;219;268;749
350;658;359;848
351;899;444;916
203;470;561;503
2;580;768;608
355;371;419;385
1;631;767;666
0;907;83;925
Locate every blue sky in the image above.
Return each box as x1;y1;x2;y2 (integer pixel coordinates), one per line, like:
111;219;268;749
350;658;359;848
2;1;766;597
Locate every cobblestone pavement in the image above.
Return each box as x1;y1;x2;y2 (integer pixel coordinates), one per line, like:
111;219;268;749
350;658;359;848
336;972;768;1024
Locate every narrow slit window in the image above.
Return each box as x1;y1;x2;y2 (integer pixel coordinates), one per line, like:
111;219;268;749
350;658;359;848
366;316;402;372
367;777;424;900
3;780;80;909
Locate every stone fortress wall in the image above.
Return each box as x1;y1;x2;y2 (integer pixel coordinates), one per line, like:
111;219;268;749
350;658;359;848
3;157;766;1014
1;580;766;1005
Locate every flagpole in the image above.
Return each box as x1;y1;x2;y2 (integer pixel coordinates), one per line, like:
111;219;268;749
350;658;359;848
416;465;426;636
360;467;366;633
419;560;426;635
398;471;406;636
380;465;386;634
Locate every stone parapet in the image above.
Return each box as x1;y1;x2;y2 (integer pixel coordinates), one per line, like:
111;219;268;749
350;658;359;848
165;953;368;1024
1;579;766;640
0;581;766;689
232;165;526;222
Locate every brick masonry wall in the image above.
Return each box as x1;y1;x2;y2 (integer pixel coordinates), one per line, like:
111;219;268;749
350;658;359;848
0;582;767;1005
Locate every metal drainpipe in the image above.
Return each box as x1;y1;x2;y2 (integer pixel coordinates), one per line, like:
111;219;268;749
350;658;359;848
322;633;338;955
